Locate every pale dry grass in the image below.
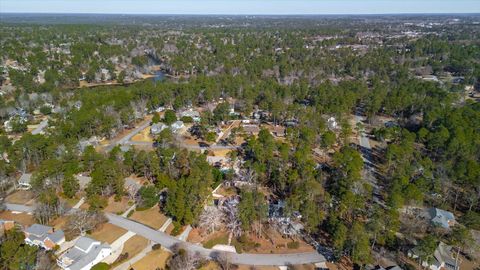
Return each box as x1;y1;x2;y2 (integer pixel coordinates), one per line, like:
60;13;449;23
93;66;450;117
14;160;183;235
130;205;168;230
131;249;171;270
120;235;149;260
131;126;154;142
0;211;35;226
6;190;35;205
89;223;127;244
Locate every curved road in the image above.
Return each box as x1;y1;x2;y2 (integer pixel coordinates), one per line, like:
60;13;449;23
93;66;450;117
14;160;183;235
106;213;325;266
4;203;325;266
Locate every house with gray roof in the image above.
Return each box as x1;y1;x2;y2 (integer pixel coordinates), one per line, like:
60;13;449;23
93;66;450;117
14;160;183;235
429;208;456;229
24;224;65;250
408;242;460;270
150;122;167;135
57;236;111;270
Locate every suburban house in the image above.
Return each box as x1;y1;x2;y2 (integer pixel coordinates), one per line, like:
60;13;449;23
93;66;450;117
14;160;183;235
150;122;167;135
57;236;112;270
179;108;201;122
171;121;185;133
429;208;456;229
24;224;65;250
75;174;92;190
17;173;32;190
408;242;460;270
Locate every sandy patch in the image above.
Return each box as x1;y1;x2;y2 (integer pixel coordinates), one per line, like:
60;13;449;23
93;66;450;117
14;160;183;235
131;126;154;143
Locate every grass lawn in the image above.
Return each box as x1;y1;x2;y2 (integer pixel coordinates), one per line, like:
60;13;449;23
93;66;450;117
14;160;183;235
89;223;127;244
122;235;149;259
104;196;130;214
6;190;35;205
130;205;168;230
198;261;221;270
203;233;229;249
0;211;35;226
131;249;171;270
49;216;69;230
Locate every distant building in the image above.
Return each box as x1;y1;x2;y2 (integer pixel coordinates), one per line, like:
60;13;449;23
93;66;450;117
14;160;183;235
408;242;459;270
75;174;92;190
429;208;456;229
150;123;167;135
171;121;185;133
24;224;65;250
179;109;201;122
242;124;260;135
57;236;111;270
17;173;32;190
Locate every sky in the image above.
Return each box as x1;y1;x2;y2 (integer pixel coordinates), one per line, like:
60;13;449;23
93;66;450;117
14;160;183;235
0;0;479;15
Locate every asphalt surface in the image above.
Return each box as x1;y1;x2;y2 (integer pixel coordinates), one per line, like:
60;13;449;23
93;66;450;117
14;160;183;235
104;120;151;151
4;203;326;265
5;203;34;213
106;213;326;266
31;119;48;135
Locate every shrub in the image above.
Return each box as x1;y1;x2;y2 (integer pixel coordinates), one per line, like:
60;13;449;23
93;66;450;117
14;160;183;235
287;241;300;249
91;262;110;270
152;243;162;250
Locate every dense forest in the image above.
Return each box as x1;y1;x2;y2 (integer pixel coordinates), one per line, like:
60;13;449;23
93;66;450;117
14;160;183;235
0;15;479;270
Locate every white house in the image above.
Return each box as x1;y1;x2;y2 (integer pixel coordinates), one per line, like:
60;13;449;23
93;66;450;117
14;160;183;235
57;236;111;270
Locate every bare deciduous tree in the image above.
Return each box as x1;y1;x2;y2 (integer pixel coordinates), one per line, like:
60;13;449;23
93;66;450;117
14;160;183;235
198;206;224;235
168;248;199;270
222;202;242;245
64;210;107;238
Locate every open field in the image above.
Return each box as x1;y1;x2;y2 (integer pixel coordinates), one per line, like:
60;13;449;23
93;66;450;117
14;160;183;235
89;223;127;244
0;211;35;226
130;205;168;230
131;249;171;270
6;190;35;205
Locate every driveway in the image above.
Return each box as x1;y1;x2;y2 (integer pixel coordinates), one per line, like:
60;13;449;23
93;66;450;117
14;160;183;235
31;119;48;135
105;120;151;151
5;203;34;213
106;213;325;266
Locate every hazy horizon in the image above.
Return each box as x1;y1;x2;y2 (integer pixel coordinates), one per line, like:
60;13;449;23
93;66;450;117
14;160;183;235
1;0;479;15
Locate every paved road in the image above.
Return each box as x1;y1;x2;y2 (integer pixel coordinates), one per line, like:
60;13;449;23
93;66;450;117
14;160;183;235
106;213;325;266
5;203;34;213
4;203;326;265
105;120;151;151
355;114;383;205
